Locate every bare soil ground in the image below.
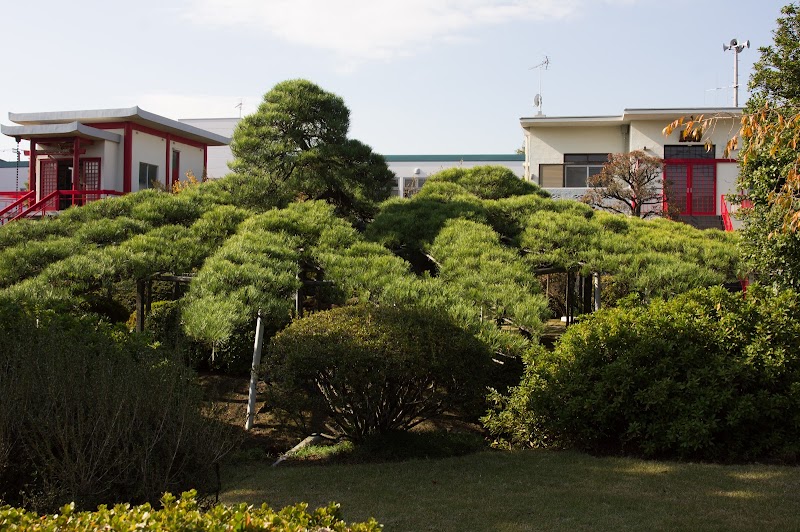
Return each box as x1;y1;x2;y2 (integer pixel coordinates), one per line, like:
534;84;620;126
198;372;295;458
198;372;486;462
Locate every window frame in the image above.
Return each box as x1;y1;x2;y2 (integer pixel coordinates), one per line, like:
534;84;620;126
138;162;159;190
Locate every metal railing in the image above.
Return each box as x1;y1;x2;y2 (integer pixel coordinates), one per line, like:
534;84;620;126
0;189;123;225
720;194;753;232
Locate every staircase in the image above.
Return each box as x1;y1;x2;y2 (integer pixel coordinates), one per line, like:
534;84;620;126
676;215;725;231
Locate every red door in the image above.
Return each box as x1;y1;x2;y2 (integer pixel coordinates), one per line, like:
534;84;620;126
664;161;716;215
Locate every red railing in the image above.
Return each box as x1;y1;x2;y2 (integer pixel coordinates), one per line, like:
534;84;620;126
721;195;733;231
0;191;36;225
0;190;123;225
720;194;754;232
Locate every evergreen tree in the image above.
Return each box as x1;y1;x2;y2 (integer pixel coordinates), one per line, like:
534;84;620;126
229;79;395;224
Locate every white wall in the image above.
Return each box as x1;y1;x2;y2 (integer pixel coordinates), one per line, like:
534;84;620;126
101;139;121;191
179;117;237;178
170;141;206;182
629;117;740;160
131;130;167;191
525;126;624;183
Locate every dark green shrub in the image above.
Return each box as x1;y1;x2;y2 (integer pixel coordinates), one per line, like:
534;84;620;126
0;491;380;531
0;301;235;512
267;303;493;441
484;286;800;462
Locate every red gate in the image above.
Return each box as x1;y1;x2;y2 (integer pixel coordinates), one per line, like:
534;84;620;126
664;161;716;216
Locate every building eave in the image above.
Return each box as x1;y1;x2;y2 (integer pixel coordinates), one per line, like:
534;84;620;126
1;122;122;143
521;107;744;128
8;106;230;146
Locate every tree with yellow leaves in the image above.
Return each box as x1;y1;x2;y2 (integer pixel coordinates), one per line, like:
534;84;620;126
664;3;800;289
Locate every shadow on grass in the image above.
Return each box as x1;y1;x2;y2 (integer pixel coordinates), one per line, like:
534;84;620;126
221;449;800;532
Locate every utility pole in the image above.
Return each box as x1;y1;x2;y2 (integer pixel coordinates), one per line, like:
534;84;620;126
723;38;749;107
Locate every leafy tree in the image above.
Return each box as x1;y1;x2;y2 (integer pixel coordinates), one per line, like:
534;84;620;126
229;79;395;223
737;3;800;288
664;4;800;287
581;150;665;218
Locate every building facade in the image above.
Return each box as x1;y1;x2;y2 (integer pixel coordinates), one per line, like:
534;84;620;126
520;108;742;220
1;107;229;214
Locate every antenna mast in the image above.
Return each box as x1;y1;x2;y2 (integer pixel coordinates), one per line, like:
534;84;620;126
723;39;749;107
529;56;550;115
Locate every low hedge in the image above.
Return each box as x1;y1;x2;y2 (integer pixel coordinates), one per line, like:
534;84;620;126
484;285;800;462
0;490;380;531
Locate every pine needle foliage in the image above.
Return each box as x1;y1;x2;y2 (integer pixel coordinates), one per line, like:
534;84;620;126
424;165;550;200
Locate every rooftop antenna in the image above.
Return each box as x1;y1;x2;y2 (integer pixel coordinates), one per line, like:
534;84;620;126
235;99;243;118
529;56;550;116
723;38;749;107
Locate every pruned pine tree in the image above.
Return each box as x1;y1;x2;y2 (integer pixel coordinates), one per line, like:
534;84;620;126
229;79;395;224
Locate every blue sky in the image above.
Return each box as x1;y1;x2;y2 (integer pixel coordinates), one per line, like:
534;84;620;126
0;0;786;161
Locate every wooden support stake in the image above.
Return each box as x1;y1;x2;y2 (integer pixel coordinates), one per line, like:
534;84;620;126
135;279;145;333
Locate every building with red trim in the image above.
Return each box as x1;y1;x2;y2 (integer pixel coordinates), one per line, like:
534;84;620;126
520;108;743;229
0;107;229;216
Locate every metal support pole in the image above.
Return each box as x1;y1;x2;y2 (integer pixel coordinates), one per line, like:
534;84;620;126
294;272;302;318
245;310;265;431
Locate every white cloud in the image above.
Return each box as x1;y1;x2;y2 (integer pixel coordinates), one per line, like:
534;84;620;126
184;0;582;63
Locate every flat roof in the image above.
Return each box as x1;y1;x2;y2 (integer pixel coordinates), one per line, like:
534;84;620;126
0;159;29;168
385;154;524;162
8;106;230;146
520;107;743;128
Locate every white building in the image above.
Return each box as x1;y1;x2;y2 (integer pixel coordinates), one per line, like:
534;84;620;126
384;154;525;197
520;108;742;224
1;107;229;215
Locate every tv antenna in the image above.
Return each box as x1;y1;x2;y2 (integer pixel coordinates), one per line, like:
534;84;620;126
529;56;550;115
235;99;243;118
723;38;749;107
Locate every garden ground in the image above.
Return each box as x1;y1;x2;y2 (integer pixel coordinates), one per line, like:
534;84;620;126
207;375;800;531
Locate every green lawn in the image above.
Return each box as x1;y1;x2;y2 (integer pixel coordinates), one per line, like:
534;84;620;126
221;449;800;531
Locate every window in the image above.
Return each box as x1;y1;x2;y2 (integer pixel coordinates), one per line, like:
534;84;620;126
664;145;715;159
563;153;608;187
139;163;159;190
539;164;564;187
403;177;427;197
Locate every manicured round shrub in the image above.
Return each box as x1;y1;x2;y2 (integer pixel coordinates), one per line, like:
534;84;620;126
484;286;800;462
267;303;493;441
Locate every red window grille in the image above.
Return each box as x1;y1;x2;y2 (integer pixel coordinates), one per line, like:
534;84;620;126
40;160;58;198
81;158;101;201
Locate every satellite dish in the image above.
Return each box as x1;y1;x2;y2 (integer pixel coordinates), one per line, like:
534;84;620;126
534;94;541;108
